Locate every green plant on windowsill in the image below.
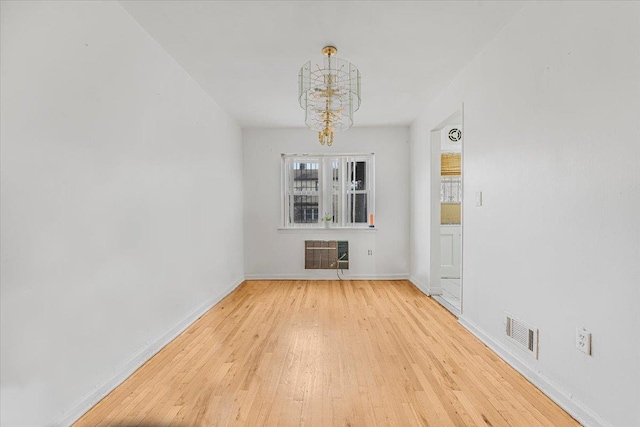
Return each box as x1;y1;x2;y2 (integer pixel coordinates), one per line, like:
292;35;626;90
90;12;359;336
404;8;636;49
322;213;332;227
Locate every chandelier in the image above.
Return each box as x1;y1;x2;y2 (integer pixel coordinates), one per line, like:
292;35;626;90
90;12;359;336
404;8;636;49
298;46;361;146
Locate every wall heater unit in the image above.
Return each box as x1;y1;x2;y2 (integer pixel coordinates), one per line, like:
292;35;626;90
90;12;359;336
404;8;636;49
505;313;539;358
305;240;349;270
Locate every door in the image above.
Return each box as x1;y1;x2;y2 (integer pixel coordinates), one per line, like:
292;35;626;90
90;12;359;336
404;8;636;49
440;224;461;278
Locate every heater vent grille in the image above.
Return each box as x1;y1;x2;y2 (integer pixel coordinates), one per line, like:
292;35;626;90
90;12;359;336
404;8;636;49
505;314;538;358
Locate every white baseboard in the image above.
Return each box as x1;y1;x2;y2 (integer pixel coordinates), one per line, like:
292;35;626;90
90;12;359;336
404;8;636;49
244;273;409;280
409;276;430;295
57;277;245;426
429;286;442;295
432;295;460;317
458;315;611;427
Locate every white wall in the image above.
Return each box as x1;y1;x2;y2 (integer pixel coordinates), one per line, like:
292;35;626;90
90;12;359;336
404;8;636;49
410;2;640;426
0;2;244;425
243;127;410;279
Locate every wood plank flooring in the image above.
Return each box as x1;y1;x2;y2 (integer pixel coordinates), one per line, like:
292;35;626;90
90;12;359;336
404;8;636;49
75;280;580;426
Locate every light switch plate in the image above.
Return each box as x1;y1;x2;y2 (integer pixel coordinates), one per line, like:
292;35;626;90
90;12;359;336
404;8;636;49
476;191;483;207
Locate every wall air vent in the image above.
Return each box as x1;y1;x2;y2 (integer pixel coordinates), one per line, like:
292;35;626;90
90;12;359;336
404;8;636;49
505;314;539;358
448;128;462;142
305;240;348;269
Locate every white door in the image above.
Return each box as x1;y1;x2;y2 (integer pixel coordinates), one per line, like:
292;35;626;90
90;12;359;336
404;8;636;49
440;225;461;278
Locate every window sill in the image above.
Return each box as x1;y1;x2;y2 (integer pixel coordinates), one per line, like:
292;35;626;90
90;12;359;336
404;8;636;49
278;227;377;233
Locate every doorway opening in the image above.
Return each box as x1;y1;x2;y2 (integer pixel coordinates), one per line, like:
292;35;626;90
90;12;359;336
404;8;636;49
429;108;463;316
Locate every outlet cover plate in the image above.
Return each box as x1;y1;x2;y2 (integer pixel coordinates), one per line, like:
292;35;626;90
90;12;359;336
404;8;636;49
576;328;592;355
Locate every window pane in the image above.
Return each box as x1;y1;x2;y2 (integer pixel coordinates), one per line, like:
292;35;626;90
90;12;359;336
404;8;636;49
293;195;319;223
350;161;366;190
293;161;319;191
440;176;462;203
349;194;367;223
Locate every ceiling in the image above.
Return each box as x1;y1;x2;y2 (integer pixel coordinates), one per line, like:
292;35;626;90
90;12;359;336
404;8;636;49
120;1;523;129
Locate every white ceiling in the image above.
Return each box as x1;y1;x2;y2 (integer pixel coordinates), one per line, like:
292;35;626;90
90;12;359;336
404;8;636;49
120;1;523;129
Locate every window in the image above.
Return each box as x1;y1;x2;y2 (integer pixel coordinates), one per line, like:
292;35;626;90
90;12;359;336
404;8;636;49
440;153;461;225
440;176;462;203
282;154;375;228
440;153;461;203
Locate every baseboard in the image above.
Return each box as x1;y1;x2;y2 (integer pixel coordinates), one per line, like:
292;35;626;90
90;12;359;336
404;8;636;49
431;295;460;317
408;276;430;295
244;273;409;280
407;277;445;297
57;276;245;426
429;286;442;295
458;315;611;427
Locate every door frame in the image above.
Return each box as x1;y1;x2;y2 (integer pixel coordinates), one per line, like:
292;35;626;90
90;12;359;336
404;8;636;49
429;106;464;315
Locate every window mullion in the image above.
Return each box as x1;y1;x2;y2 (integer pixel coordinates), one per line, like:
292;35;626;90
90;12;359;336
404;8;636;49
282;157;286;226
341;158;347;227
322;157;333;226
351;157;356;226
369;156;375;224
338;158;343;227
288;158;293;226
319;158;325;225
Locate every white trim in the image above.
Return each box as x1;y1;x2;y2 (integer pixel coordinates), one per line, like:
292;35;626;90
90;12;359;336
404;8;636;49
277;227;377;233
281;154;287;227
458;315;612;427
57;277;245;426
408;276;445;297
429;286;442;295
244;273;409;281
409;276;430;295
432;295;460;317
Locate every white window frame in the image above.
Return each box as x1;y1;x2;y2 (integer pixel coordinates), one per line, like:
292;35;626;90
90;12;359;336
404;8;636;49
281;153;375;229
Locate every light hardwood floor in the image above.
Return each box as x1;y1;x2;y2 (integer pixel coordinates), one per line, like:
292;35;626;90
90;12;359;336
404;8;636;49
75;280;580;426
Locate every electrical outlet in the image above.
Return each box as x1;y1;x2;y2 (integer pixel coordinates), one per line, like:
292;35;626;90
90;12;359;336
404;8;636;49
367;249;373;256
576;328;592;355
